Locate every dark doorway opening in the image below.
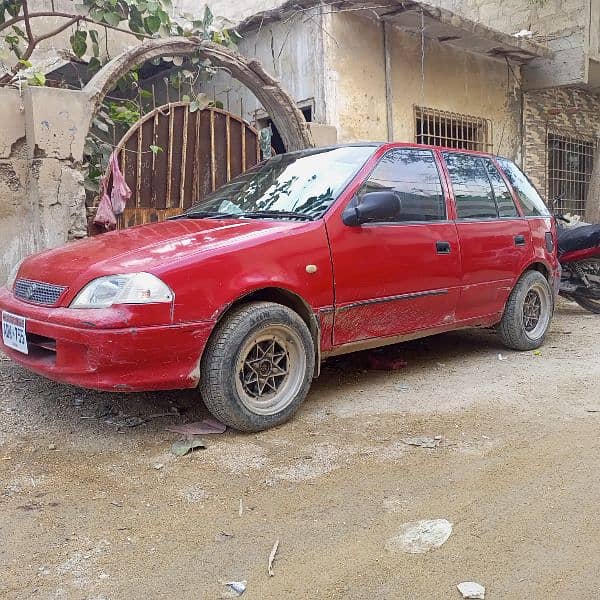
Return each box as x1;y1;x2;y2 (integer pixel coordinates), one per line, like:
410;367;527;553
259;106;312;154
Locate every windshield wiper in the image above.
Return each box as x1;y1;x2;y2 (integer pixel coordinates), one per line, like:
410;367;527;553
237;210;315;221
168;211;243;220
169;210;315;221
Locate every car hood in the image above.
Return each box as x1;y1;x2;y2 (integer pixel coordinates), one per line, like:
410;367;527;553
18;218;307;287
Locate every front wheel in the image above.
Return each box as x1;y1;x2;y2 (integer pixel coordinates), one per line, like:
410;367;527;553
199;301;315;432
498;270;553;350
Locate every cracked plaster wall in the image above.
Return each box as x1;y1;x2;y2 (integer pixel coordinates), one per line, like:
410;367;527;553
0;87;88;282
322;11;521;158
176;8;326;130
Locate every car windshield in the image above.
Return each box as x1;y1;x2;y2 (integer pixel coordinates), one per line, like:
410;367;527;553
182;145;376;220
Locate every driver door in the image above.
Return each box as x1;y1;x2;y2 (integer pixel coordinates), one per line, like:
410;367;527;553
325;147;461;347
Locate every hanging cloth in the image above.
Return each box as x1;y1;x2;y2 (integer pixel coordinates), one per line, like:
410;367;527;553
93;152;131;230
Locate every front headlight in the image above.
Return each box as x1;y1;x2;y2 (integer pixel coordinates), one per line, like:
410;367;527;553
71;273;174;309
6;258;25;289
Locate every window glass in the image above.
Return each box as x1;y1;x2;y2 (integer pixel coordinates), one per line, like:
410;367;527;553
497;157;550;216
185;145;375;220
359;148;445;221
482;158;518;217
443;152;497;219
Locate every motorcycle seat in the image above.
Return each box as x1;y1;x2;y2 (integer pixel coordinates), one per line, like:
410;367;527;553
557;223;600;255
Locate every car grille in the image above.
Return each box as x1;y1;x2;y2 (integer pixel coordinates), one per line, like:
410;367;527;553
14;278;67;306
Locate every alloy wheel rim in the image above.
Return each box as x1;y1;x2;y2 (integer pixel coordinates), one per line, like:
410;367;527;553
522;281;551;339
523;290;542;332
235;325;305;416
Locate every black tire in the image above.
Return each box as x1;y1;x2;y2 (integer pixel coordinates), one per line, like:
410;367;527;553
199;301;315;432
498;270;553;351
571;258;600;314
573;296;600;314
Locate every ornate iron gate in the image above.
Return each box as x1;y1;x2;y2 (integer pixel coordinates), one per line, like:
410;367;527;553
105;102;262;228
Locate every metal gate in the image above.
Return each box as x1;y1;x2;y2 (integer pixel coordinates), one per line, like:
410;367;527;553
105;102;261;228
547;130;597;217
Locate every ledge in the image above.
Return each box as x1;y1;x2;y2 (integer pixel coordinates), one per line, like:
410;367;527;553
239;0;552;63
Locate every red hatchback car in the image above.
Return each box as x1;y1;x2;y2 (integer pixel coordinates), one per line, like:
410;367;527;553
1;143;559;431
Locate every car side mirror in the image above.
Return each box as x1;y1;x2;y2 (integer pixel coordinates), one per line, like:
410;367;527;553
342;191;401;226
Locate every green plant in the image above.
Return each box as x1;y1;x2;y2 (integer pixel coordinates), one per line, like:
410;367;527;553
0;1;240;85
0;2;241;194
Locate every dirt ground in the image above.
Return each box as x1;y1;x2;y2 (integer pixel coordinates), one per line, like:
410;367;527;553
1;300;600;600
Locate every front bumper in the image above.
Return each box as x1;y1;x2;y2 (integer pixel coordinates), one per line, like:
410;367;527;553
0;288;213;392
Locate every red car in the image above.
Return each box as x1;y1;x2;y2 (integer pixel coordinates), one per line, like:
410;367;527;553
1;143;559;431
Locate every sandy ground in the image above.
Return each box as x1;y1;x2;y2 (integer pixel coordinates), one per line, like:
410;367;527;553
1;300;600;600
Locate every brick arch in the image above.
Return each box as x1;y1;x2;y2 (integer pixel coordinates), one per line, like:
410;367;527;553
83;37;313;152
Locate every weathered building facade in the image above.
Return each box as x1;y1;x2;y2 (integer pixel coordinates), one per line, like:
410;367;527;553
201;0;600;220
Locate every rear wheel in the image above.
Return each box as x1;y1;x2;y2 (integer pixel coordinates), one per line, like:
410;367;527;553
572;258;600;314
498;270;553;350
200;301;315;432
573;296;600;314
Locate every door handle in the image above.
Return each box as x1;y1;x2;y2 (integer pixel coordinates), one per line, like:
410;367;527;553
514;234;526;246
436;241;451;254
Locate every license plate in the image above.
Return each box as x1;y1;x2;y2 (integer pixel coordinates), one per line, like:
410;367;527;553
2;311;28;354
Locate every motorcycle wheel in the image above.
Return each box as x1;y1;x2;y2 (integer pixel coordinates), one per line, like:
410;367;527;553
573;296;600;314
572;258;600;314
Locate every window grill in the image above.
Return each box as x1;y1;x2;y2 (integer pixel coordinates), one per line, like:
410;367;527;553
547;133;595;217
414;106;492;152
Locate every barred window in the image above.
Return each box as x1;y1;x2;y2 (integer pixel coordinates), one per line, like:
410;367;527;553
415;106;492;152
548;133;595;217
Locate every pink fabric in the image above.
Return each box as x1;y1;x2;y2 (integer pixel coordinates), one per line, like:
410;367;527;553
109;152;130;216
93;188;117;228
93;152;131;229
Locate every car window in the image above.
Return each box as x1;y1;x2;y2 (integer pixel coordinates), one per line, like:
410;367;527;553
359;148;446;221
443;152;497;219
184;145;376;220
496;157;550;217
481;158;519;218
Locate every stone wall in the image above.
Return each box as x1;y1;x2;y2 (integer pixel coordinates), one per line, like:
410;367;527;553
523;87;600;220
0;87;89;283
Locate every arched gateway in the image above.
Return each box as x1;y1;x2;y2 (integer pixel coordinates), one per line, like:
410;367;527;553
83;37;313;153
84;38;313;230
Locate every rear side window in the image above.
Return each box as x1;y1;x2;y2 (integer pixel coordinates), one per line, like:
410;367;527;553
443;152;497;219
481;158;519;217
497;157;550;216
360;148;446;221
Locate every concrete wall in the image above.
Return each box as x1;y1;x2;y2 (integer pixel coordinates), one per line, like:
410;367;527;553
194;8;326;126
431;0;587;38
323;12;522;159
0;89;34;283
193;0;592;90
0;87;89;283
427;0;589;89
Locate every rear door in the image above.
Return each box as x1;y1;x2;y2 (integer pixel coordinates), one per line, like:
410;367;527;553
441;151;532;320
327;147;461;346
495;157;557;276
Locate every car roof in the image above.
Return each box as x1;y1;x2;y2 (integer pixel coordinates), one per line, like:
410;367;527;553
286;142;510;162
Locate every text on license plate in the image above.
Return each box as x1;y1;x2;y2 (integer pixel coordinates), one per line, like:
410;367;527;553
2;311;28;354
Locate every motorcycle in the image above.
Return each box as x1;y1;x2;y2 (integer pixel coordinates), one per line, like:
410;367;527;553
552;194;600;313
